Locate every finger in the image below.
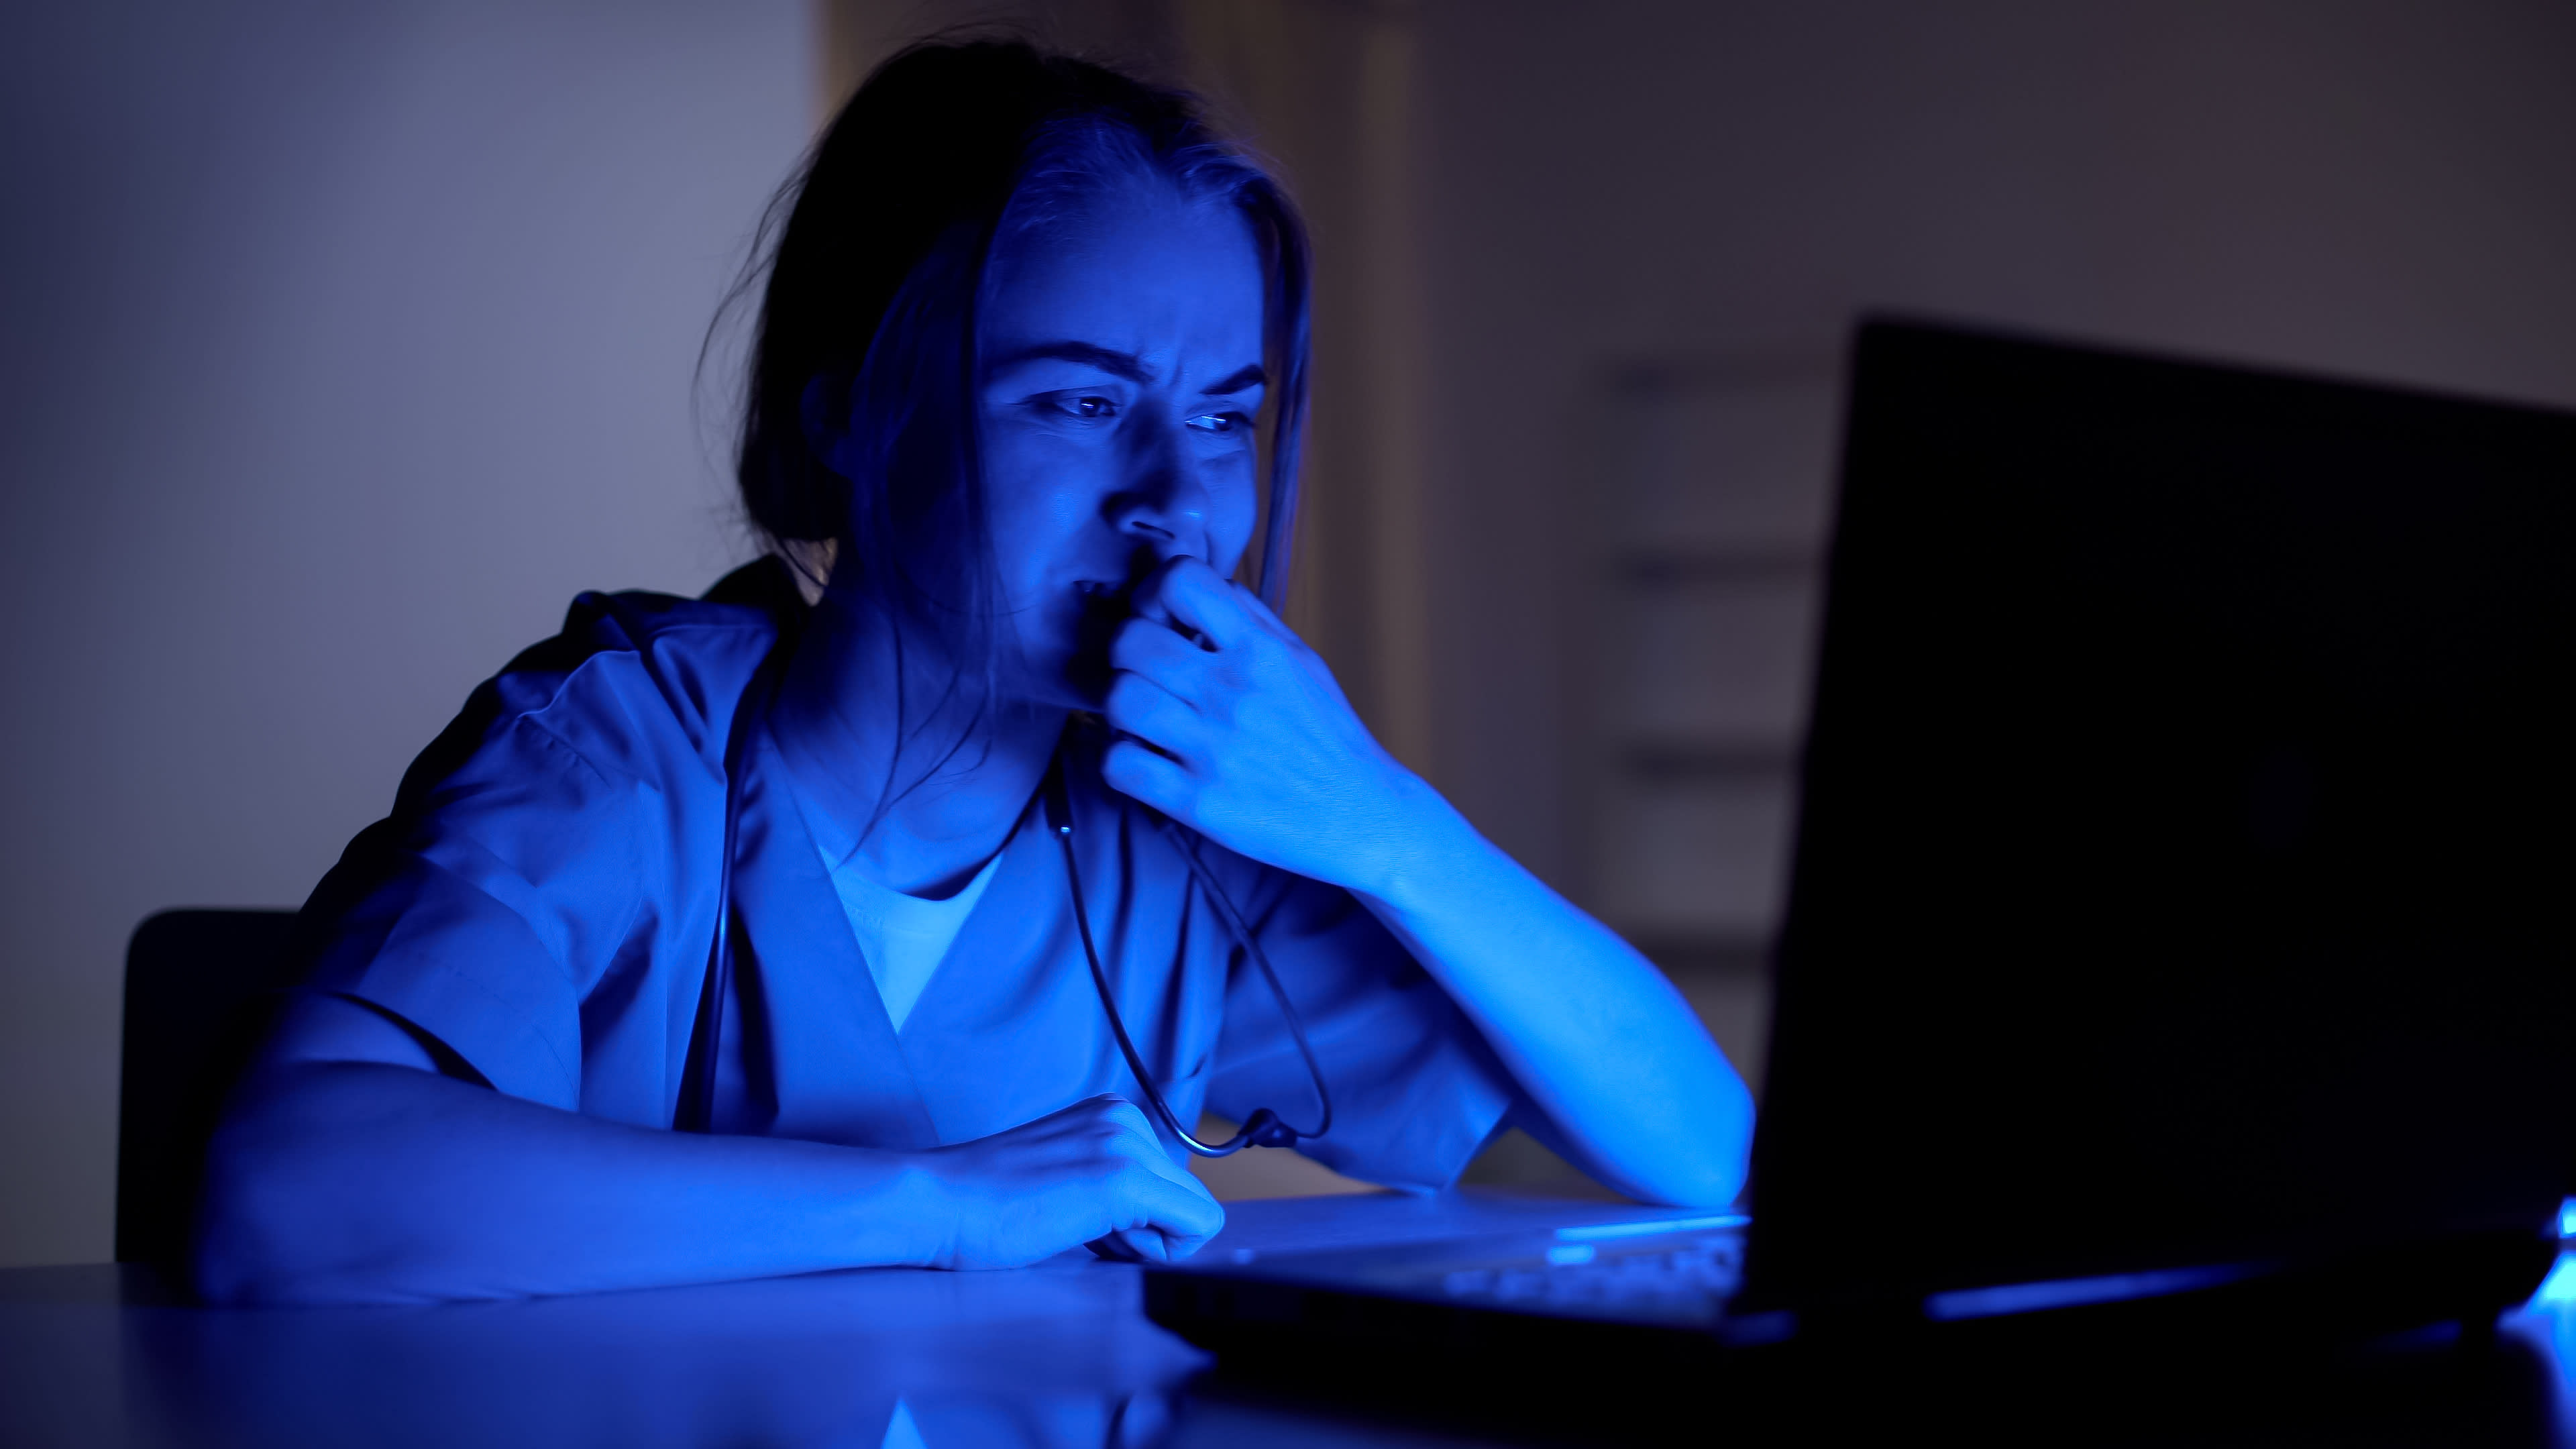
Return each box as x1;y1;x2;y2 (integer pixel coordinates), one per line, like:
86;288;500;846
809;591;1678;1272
1109;614;1208;692
1089;1095;1191;1165
1132;555;1248;652
1093;1227;1187;1264
1222;572;1293;637
1038;1093;1142;1141
1105;673;1201;755
1118;1165;1228;1246
1089;1095;1199;1182
1085;1231;1150;1263
1102;1108;1225;1205
1075;1102;1221;1237
1091;1093;1162;1145
1102;738;1192;816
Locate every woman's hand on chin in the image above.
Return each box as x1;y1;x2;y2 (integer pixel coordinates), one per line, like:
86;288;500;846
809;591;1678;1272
1099;556;1450;897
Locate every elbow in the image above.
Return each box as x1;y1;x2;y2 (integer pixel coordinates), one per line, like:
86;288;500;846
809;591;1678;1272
188;1196;280;1307
1696;1068;1758;1208
189;1116;324;1305
1633;1153;1749;1212
1638;1072;1756;1210
189;1097;402;1307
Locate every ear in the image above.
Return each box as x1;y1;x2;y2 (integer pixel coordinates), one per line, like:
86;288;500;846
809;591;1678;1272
799;373;854;479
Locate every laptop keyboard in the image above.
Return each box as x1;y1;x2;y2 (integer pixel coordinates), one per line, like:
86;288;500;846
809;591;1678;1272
1434;1234;1744;1322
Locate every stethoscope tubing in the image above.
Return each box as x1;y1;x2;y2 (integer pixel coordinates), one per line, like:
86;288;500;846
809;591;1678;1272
681;682;1333;1158
1042;753;1332;1157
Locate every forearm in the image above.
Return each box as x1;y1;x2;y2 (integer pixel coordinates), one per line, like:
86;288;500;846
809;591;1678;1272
195;1061;935;1305
1351;782;1754;1208
1088;570;1752;1203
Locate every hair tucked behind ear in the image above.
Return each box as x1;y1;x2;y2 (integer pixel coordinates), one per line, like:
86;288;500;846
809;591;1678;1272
702;36;1310;836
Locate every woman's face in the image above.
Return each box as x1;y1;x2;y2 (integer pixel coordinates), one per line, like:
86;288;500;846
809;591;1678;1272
975;180;1268;708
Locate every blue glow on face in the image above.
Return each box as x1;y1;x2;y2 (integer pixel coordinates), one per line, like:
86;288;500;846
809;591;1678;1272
975;190;1268;710
1554;1214;1749;1243
1923;1261;2269;1322
2557;1198;2576;1239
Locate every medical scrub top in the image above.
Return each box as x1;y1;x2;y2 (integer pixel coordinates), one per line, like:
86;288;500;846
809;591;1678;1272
290;564;1515;1188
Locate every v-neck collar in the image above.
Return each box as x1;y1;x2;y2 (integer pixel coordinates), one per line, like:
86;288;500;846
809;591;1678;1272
722;726;942;1147
880;781;1061;1051
787;771;1009;1036
735;724;1085;1147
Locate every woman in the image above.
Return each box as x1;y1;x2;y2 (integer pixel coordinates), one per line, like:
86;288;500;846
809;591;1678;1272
194;38;1752;1305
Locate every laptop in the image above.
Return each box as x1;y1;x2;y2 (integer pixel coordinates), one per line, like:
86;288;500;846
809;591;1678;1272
1144;319;2576;1380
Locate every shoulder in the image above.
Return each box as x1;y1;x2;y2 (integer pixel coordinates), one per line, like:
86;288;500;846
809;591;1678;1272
393;559;798;812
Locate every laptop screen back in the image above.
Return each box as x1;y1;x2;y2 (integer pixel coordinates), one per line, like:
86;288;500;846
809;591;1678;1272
1741;321;2576;1313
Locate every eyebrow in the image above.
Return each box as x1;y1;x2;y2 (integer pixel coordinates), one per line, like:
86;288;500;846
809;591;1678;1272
985;341;1152;384
985;340;1267;396
1201;363;1268;396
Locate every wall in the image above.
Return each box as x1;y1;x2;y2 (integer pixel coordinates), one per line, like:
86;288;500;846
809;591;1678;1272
1415;0;2576;884
1404;1;2576;1188
0;1;814;1267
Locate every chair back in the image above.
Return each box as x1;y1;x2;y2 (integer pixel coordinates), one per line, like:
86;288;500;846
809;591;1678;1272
118;909;301;1266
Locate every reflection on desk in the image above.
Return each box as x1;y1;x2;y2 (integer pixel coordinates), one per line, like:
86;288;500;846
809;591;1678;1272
14;1256;1201;1447
4;1191;1696;1448
7;1189;2576;1447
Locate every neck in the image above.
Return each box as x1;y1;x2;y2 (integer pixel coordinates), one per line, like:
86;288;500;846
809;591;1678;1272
769;588;1065;897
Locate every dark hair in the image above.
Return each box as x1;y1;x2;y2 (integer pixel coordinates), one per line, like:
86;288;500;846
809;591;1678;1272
727;37;1310;622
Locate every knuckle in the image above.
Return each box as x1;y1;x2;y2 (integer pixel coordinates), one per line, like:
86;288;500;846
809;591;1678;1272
1115;614;1167;649
1101;742;1150;792
1105;675;1154;720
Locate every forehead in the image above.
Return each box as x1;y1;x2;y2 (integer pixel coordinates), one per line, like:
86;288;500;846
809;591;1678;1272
980;181;1266;366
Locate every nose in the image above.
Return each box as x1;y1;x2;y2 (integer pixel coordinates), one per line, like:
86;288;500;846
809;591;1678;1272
1104;413;1213;568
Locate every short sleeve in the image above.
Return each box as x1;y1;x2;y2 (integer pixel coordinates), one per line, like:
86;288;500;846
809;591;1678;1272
297;712;653;1112
286;585;775;1118
1201;867;1515;1192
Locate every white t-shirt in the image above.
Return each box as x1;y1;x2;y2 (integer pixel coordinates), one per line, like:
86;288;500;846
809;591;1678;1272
816;845;1002;1033
785;779;1002;1033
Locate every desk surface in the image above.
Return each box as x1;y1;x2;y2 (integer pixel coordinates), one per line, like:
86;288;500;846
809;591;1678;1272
7;1190;2576;1448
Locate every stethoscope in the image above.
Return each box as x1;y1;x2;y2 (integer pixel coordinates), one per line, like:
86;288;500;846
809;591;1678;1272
678;652;1333;1159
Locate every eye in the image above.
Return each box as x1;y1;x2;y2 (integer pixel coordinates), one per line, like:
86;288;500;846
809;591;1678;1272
1047;393;1119;421
1186;411;1248;435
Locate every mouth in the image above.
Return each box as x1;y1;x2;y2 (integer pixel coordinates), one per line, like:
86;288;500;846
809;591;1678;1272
1074;577;1134;625
1068;579;1132;694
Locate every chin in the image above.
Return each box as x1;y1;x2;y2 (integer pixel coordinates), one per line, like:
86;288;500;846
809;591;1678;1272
1052;657;1112;713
